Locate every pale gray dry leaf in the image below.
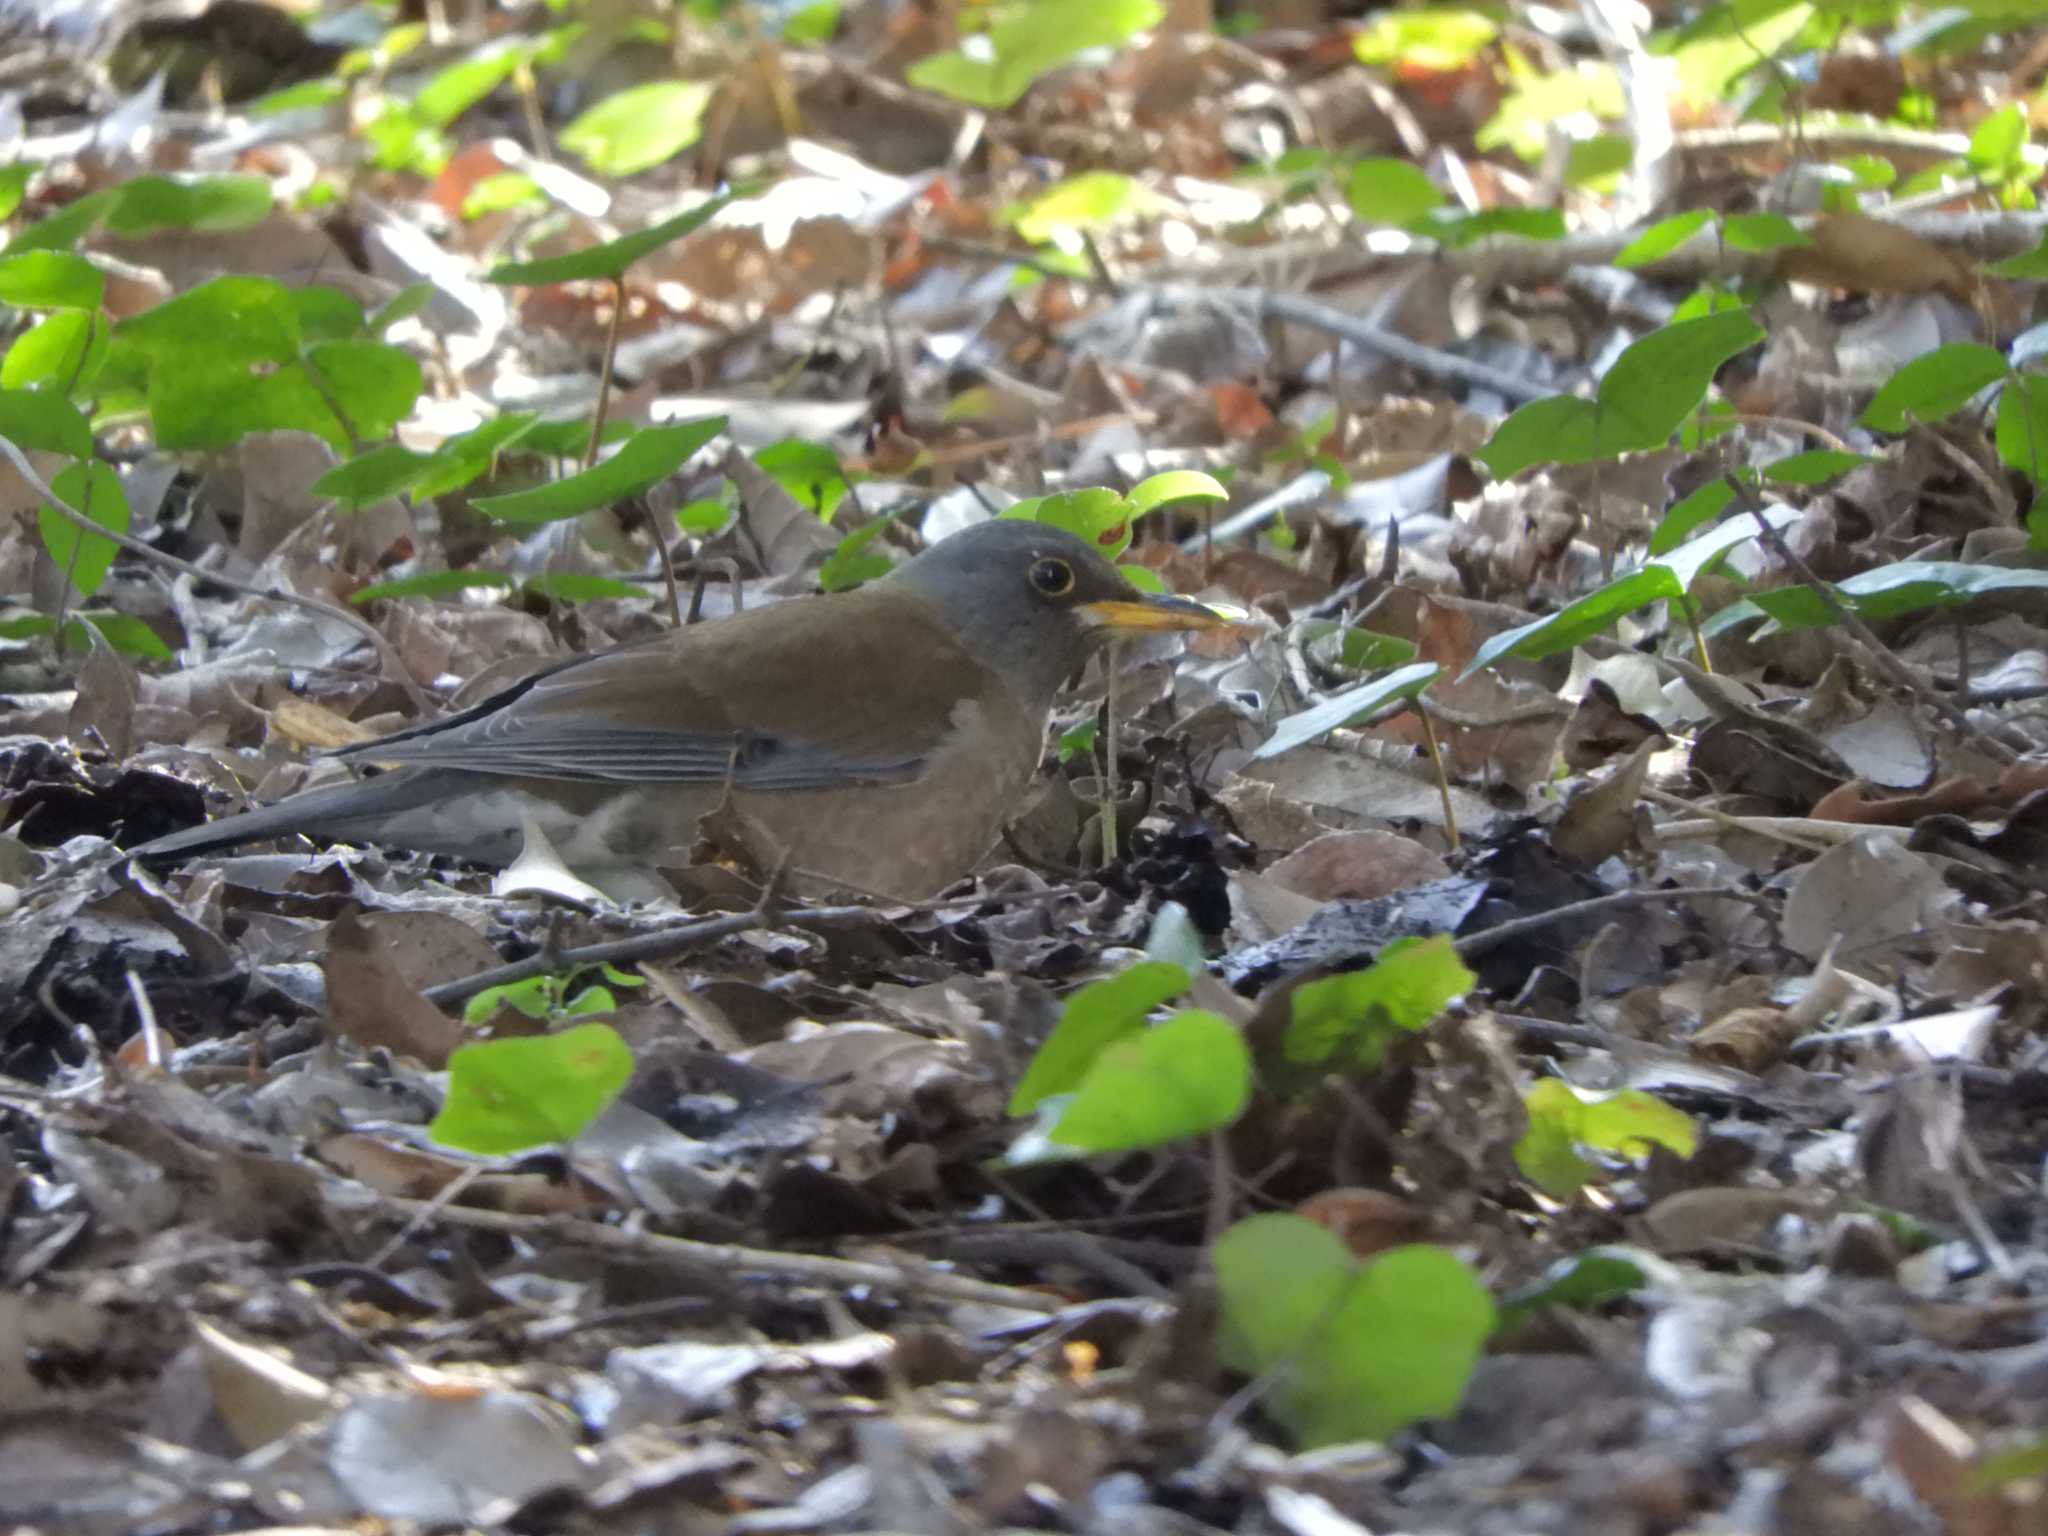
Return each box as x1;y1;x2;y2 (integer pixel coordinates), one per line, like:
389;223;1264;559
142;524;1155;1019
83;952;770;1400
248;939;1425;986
192;1317;332;1454
65;630;139;762
1232;750;1501;844
215;431;336;562
0;1418;206;1536
723;445;839;576
738;1023;993;1122
1796;661;1931;791
1780;835;1956;962
727;1463;871;1534
42;1125;181;1237
568;1098;727;1217
326;1388;587;1525
1227;869;1322;945
1265;829;1452;903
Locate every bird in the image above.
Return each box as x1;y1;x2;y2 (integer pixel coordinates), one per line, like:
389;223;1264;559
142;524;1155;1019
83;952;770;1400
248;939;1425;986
132;519;1231;901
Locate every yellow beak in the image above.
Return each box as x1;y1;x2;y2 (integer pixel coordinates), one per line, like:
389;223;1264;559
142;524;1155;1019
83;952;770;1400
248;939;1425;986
1078;594;1243;633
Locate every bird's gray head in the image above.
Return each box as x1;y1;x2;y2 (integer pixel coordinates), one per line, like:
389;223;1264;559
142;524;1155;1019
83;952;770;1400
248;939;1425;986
882;519;1225;703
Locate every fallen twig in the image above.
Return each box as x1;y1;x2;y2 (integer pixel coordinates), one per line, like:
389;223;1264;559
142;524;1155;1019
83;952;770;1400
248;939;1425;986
362;1191;1066;1314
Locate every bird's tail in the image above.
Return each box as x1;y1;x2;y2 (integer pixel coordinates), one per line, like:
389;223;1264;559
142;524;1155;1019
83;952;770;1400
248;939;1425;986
128;769;454;864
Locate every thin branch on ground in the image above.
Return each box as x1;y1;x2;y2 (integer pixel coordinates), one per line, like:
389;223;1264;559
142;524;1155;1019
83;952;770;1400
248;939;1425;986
362;1191;1067;1314
1454;884;1767;959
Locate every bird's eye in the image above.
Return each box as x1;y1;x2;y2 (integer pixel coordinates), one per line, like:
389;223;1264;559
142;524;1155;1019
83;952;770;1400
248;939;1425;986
1029;557;1074;596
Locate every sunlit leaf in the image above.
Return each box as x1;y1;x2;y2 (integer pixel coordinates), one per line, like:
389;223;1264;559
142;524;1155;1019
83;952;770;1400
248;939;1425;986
429;1023;635;1155
561;81;714;177
1215;1217;1494;1446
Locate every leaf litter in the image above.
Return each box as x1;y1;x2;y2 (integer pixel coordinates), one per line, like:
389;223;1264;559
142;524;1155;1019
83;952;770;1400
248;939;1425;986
3;0;2048;1531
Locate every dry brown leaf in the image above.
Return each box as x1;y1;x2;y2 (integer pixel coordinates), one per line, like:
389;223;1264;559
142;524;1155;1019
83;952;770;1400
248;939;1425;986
321;911;467;1067
1775;214;1980;305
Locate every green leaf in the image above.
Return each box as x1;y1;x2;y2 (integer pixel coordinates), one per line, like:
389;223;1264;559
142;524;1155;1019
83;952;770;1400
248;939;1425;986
413;38;531;128
1493;309;1768;473
38;461;129;599
1967;101;2027;177
1;310;103;394
313;443;438;505
1496;1246;1650;1327
1040;1009;1251;1154
523;572;649;602
782;0;840;42
1250;660;1439;759
1860;342;2007;431
561;81;715;177
1835;154;1896;190
1563;134;1633;189
1351;8;1496;69
248;78;348;116
1284;935;1474;1070
72;610;170;661
429;1023;635;1155
1126;469;1228;516
1478;394;1598;478
0;161;34;221
1704;560;2048;637
1721;211;1810;252
906;0;1164;110
1763;449;1870;485
1464;508;1795;675
755;437;848;521
1007;171;1155;242
1998;370;2048;487
1514;1079;1697;1198
472;417;727;524
819;508;906;592
463;171;543;220
1972;1435;2048;1493
1344;158;1444;227
463;975;557;1025
1005;486;1133;556
0;251;104;310
1057;717;1098;763
1614;210;1713;268
1589;308;1765;457
1338;628;1417;670
352;570;516;604
486;190;747;286
517;416;631;459
307;341;424;444
1647;479;1737;556
1428;207;1568;246
294;286;370;344
8;190;116;253
101;174;271;235
1214;1217;1495;1447
0;388;93;457
1117;561;1166;593
1009;961;1191;1114
675;495;734;535
110;276;339;450
1987;233;2048;279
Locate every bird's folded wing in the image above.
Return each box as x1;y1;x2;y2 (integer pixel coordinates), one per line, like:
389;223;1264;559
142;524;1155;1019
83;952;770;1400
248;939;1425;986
332;595;995;792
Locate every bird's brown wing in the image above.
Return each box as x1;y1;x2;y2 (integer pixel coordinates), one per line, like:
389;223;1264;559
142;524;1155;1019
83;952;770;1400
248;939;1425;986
333;590;1019;791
